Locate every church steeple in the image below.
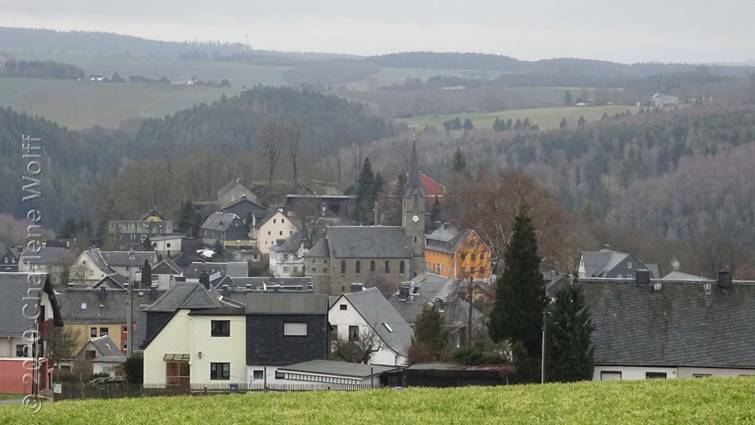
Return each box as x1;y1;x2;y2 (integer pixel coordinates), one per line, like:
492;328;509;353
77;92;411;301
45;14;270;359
402;133;426;276
404;134;425;199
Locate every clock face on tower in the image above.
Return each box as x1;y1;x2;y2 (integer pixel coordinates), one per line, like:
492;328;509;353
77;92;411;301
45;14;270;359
412;215;419;223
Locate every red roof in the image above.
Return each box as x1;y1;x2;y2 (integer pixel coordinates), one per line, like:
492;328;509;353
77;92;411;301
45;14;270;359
420;173;446;197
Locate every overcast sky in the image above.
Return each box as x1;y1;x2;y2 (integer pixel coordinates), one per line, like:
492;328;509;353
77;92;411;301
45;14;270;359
2;0;754;63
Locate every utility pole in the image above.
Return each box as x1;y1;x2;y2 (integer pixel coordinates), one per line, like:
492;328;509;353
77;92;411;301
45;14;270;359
541;309;546;384
127;253;135;358
467;274;473;348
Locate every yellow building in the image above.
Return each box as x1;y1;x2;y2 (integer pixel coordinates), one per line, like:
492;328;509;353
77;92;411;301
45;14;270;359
424;225;492;280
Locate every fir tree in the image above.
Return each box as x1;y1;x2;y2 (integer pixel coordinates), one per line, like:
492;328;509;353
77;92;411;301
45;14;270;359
428;195;442;231
452;147;467;173
545;281;594;382
408;305;448;363
489;211;547;377
354;158;379;224
177;200;196;235
140;260;152;289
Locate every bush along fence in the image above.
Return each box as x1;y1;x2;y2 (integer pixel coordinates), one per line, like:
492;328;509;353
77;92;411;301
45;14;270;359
54;382;374;401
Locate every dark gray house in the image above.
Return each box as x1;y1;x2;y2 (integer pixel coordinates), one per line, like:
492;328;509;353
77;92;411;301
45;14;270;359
199;212;249;246
0;247;19;272
245;292;330;384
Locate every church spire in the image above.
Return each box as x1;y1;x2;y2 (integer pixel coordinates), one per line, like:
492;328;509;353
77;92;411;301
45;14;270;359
405;133;424;198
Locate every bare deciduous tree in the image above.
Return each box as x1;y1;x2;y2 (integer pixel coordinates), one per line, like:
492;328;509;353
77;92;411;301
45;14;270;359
331;329;383;364
257;121;283;190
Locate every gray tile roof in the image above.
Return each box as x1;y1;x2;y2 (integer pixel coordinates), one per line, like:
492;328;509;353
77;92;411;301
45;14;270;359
184;262;248;278
319;226;411;259
278;359;397;378
201;212;243;232
0;273;61;336
341;288;413;356
84;336;126;363
272;231;305;253
59;288;163;323
143;283;222;312
580;249;656;278
307;238;329;258
581;278;755;368
661;271;710;281
19;246;72;266
99;250;157;268
245;292;329;315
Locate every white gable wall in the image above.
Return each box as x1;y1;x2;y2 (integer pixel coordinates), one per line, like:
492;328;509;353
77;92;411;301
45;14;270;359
328;297;406;367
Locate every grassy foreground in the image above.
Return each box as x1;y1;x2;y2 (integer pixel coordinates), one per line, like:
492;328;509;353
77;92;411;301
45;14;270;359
2;378;755;424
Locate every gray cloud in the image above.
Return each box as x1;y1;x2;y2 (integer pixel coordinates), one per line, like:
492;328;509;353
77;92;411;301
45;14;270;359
1;0;753;63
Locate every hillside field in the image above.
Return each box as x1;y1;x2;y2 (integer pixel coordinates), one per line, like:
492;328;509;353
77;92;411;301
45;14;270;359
0;77;240;129
401;104;639;131
2;377;754;424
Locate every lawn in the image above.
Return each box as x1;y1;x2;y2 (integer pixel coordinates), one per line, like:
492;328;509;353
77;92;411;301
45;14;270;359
1;377;754;424
401;104;638;131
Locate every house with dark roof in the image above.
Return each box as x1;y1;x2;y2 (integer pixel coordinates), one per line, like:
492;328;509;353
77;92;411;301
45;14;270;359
18;245;74;285
69;249;158;287
424;224;492;280
108;210;174;251
218;179;260;209
1;247;20;272
199;212;250;247
0;273;63;394
142;286;328;389
270;232;307;277
581;273;755;380
221;197;268;226
577;249;659;279
74;335;127;377
329;287;413;366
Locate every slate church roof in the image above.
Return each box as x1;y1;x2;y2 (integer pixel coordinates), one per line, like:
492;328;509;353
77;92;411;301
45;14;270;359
581;278;755;369
310;226;411;259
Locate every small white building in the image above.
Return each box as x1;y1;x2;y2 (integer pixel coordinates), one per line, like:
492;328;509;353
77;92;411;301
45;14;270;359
329;287;413;367
269;232;307;277
76;336;127;378
151;235;193;258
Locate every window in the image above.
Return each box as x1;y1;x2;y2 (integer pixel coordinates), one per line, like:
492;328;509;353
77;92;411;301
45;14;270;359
355;260;361;274
323;268;327;273
253;370;264;380
283;322;307;336
348;325;360;342
480;268;485;275
122;325;128;332
693;374;712;378
480;253;485;260
384;261;390;273
340;260;346;274
99;327;109;337
471;254;476;261
210;363;230;380
460;254;466;261
275;370;285;380
211;320;230;337
273;219;277;224
279;231;283;236
370;260;376;272
167;243;171;248
339;304;348;311
399;260;406;274
283;266;289;272
90;327;97;337
600;371;622;381
471;266;476;274
16;344;28;357
645;372;667;379
282;219;285;224
85;350;96;361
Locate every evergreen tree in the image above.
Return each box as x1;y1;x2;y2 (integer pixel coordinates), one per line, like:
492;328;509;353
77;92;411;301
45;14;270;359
564;90;573;106
140;259;152;289
354;158;379;224
177;200;196;234
463;118;474;131
545;281;594;382
453;147;467;173
577;115;587;128
489;211;547;378
408;305;448;363
560;117;568;130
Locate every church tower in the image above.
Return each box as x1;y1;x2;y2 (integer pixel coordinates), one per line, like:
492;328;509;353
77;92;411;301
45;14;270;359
402;135;426;275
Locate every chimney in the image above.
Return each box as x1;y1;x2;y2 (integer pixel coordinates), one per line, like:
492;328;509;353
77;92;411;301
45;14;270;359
150;286;158;300
717;271;732;288
635;269;650;286
199;271;210;289
398;283;411;301
350;283;364;293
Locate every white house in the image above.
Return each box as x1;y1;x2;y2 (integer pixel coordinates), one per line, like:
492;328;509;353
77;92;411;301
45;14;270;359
151;235;193;258
582;274;755;381
329;287;413;367
69;249;157;286
269;232;307;277
255;210;298;255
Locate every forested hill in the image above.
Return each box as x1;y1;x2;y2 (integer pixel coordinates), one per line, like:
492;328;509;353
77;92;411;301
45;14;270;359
0;87;390;233
132;87;389;155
